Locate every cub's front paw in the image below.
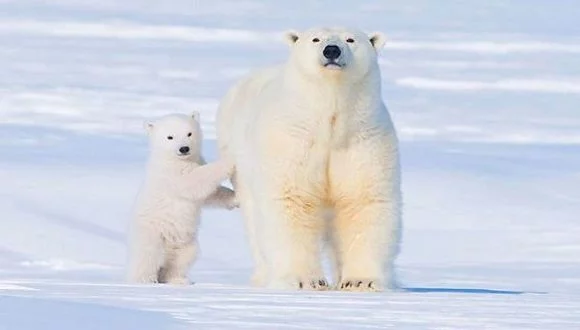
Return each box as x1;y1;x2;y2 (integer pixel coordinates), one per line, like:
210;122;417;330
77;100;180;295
227;196;240;210
338;278;383;292
217;157;236;176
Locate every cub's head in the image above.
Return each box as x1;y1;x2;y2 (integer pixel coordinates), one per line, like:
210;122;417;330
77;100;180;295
144;112;203;160
284;27;386;82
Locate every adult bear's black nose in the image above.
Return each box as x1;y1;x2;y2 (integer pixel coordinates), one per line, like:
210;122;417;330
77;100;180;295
179;146;190;154
323;45;341;60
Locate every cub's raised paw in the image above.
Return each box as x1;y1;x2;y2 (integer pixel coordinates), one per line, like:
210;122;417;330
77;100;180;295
227;197;240;210
339;279;382;292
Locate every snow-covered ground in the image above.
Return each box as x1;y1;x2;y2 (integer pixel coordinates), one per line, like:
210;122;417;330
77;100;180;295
1;1;580;329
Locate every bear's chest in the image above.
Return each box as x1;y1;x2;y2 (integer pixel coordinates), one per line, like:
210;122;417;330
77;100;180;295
302;111;351;150
260;108;356;159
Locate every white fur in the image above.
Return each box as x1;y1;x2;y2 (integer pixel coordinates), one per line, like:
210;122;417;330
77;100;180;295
216;27;401;292
127;113;236;285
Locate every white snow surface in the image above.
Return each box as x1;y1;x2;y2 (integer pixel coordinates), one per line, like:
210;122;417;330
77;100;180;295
1;1;580;329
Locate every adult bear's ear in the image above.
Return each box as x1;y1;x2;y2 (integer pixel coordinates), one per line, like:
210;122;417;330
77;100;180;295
369;32;387;50
191;111;201;122
144;121;154;134
284;30;300;46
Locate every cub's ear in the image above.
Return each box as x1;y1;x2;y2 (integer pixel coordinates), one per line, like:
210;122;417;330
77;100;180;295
284;30;300;46
369;32;387;50
191;111;201;122
144;121;154;134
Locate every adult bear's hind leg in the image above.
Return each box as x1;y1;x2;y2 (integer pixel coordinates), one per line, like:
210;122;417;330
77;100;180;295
234;172;269;287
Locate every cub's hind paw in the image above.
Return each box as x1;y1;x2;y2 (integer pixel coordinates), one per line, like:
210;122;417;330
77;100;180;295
165;277;193;286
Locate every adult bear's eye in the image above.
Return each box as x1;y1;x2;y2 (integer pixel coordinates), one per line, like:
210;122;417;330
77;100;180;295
346;38;355;43
312;38;320;43
187;132;192;137
167;136;173;140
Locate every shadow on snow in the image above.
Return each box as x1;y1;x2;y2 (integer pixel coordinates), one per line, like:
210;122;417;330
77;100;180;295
401;287;546;295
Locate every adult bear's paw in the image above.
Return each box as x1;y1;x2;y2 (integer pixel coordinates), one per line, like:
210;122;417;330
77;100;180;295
338;278;383;292
269;275;330;291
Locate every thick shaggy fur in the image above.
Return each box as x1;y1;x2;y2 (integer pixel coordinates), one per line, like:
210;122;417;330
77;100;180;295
127;113;236;285
216;27;402;291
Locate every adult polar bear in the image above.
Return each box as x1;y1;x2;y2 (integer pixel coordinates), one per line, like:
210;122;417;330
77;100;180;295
217;27;402;292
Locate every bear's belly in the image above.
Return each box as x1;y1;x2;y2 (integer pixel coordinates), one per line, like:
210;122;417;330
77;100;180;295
157;199;200;245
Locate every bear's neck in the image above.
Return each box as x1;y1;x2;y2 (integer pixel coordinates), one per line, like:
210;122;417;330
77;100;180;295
283;65;382;114
146;152;202;177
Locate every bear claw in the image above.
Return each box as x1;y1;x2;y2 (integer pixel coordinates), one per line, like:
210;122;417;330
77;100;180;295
269;276;329;291
296;278;328;290
339;279;381;292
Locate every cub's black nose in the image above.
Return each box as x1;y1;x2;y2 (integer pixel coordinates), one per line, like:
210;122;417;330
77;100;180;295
323;45;341;60
179;146;190;154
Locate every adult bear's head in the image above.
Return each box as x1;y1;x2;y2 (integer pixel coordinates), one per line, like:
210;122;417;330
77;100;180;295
283;27;386;82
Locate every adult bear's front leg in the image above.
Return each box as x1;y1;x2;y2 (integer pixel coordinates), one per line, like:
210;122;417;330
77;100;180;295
329;138;402;292
333;200;400;292
258;184;329;291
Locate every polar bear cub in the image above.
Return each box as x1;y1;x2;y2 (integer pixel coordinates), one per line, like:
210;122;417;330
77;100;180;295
127;112;236;285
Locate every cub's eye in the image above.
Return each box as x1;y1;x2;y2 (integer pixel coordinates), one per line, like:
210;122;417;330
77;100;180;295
346;38;355;43
312;38;320;43
187;132;192;137
167;136;173;140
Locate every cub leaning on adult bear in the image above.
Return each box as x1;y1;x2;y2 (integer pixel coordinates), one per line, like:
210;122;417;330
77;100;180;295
217;27;402;292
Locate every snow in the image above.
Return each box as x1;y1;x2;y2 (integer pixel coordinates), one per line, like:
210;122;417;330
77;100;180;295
395;77;580;94
0;295;179;330
1;0;580;329
0;19;275;43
